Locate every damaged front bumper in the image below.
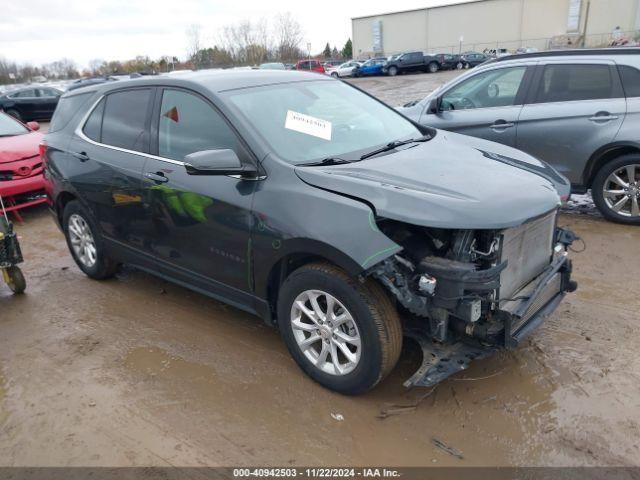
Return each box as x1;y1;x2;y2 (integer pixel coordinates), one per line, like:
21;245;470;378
371;224;578;389
402;254;574;388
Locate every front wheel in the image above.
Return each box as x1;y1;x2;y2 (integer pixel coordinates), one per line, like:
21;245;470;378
3;266;26;294
456;62;464;70
592;155;640;224
63;200;118;279
387;66;398;76
330;72;338;78
277;262;402;395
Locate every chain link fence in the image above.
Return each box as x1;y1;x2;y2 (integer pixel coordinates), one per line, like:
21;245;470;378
421;30;640;55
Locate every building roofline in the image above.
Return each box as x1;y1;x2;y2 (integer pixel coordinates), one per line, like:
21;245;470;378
351;0;487;21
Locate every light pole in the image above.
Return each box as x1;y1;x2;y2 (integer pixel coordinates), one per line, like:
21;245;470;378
459;35;464;55
307;42;311;69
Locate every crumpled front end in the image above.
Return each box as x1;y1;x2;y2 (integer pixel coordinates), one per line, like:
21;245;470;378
368;208;577;388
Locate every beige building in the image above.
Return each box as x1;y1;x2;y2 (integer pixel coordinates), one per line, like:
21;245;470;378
352;0;640;58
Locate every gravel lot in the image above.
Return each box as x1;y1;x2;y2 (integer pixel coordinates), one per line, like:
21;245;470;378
0;72;638;467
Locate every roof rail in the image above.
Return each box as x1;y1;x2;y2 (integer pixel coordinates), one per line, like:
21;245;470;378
486;47;640;65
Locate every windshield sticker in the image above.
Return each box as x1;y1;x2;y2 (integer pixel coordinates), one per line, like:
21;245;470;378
285;110;332;141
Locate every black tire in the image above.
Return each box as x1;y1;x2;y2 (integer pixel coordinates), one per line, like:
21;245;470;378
592;154;640;225
5;266;26;294
428;62;439;73
464;63;470;69
5;109;22;122
456;62;464;70
277;262;402;395
387;66;398;76
62;200;118;279
330;72;338;78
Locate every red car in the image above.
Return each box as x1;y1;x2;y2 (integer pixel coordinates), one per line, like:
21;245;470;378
0;112;46;221
295;59;325;74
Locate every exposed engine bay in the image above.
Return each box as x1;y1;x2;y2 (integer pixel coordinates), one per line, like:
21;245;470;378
369;209;578;387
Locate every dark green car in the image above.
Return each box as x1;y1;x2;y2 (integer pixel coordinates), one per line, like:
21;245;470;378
43;70;576;394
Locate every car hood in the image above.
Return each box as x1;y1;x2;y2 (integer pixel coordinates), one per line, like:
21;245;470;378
0;131;42;163
294;130;564;229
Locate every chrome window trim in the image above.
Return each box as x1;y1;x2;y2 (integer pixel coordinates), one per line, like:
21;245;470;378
74;92;266;181
74;93;186;166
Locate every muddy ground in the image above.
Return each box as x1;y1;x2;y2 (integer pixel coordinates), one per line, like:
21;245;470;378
1;72;639;467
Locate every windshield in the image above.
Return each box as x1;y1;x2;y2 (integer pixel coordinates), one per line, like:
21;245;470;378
225;80;421;164
0;113;28;136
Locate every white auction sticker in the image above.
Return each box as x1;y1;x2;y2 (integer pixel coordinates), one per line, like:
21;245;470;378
284;110;332;141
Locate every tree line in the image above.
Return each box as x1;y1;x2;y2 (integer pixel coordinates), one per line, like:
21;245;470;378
0;13;353;85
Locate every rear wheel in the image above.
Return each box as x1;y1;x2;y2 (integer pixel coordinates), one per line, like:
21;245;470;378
456;62;464;70
592;154;640;224
277;262;402;395
62;201;118;279
5;109;22;121
428;62;439;73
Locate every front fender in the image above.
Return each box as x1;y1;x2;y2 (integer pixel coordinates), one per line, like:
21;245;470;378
250;165;401;299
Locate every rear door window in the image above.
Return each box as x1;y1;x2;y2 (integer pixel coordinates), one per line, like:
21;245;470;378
10;89;36;98
618;65;640;97
535;64;618;103
101;89;152;152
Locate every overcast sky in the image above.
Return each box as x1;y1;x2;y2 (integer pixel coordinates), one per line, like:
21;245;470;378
1;0;475;68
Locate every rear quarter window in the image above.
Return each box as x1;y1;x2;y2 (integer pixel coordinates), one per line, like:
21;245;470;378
49;92;93;133
618;65;640;97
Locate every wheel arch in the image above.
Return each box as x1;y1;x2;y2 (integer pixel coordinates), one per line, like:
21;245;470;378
584;142;640;188
257;239;371;325
54;190;78;225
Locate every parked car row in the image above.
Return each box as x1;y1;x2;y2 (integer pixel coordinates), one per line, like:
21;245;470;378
323;51;493;79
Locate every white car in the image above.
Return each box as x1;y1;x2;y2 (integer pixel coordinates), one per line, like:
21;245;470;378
327;61;362;78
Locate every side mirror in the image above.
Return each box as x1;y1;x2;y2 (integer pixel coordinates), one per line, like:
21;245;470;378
26;121;40;131
184;149;256;177
427;96;442;114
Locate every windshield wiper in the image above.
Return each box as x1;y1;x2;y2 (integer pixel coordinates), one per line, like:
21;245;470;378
300;157;358;167
359;134;432;160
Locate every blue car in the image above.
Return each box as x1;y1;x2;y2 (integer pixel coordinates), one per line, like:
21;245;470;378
353;58;386;77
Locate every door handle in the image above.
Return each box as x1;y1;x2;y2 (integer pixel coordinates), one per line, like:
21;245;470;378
72;151;89;162
588;114;619;122
145;172;169;184
490;121;515;129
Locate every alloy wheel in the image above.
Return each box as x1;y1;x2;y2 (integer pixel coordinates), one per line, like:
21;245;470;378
290;289;361;376
603;164;640;217
68;213;98;267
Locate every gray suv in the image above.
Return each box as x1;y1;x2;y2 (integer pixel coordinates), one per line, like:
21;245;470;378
399;48;640;224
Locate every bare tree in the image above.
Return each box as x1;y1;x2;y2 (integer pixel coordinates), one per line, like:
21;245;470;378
186;24;202;61
273;12;304;62
89;59;105;75
219;18;272;65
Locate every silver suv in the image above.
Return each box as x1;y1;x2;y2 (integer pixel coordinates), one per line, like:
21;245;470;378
399;48;640;224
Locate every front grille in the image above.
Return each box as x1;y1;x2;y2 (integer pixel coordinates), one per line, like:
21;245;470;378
0;156;42;181
499;210;556;299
